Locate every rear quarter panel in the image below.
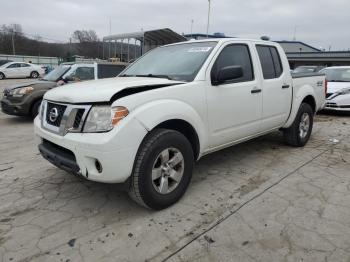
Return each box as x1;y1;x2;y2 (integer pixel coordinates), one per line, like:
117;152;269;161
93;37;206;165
283;74;326;128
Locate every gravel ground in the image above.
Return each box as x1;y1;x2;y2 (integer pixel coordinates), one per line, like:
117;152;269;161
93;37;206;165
0;79;349;262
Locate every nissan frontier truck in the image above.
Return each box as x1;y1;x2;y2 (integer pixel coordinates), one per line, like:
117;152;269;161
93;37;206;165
34;38;326;210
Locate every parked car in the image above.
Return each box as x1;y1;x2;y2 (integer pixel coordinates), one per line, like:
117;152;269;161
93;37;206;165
0;60;13;66
1;62;127;118
35;38;326;209
320;66;350;111
293;66;325;74
0;62;45;80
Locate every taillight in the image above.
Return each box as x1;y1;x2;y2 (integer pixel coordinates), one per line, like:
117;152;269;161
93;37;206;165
324;79;328;97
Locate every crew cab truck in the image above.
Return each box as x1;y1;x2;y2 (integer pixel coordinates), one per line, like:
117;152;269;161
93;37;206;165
1;62;127;118
34;39;325;210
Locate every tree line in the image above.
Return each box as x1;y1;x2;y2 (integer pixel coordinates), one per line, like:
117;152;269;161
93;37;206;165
0;24;139;61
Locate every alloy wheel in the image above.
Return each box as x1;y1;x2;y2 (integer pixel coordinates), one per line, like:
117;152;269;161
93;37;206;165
151;147;184;194
299;112;310;139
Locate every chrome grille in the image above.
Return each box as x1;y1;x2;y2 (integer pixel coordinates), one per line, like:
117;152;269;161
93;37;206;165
325;102;338;108
73;109;85;129
46;102;67;127
41;100;91;136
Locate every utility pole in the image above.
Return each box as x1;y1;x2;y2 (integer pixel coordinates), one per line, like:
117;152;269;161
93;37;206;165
11;30;16;55
206;0;211;38
190;19;194;37
108;18;111;58
293;25;298;41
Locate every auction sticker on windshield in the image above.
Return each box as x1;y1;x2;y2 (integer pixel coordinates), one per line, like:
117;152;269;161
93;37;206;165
187;47;212;52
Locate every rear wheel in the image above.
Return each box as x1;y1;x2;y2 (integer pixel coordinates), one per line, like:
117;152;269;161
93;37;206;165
0;73;5;80
129;129;194;210
283;103;313;147
30;71;39;78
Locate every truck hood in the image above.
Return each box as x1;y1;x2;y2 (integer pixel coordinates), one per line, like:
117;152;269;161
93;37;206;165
44;77;185;103
327;82;350;94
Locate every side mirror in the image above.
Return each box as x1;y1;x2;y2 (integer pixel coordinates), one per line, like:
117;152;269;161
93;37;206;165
212;65;243;85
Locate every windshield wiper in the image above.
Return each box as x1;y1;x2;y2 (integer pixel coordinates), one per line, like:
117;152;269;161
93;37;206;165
119;73;173;80
119;74;132;77
136;74;172;80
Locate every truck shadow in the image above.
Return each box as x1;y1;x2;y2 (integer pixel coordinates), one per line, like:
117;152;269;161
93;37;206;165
44;132;288;213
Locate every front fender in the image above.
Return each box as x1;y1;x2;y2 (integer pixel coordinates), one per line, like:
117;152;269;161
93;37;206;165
283;84;315;128
128;99;208;154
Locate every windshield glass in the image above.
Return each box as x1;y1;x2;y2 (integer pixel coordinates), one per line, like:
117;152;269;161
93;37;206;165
0;62;12;68
322;68;350;82
121;41;217;82
43;65;71;81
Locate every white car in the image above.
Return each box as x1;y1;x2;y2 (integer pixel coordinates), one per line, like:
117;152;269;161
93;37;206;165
321;66;350;111
35;38;325;209
0;62;45;80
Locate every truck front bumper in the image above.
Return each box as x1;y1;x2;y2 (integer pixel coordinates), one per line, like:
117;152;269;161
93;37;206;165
34;117;148;183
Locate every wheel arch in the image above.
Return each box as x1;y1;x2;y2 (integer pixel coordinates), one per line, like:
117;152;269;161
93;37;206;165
153;119;200;160
283;86;317;129
29;97;43;117
302;95;316;113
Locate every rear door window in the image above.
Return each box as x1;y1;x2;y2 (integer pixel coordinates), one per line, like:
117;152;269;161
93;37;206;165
270;47;283;77
256;45;283;79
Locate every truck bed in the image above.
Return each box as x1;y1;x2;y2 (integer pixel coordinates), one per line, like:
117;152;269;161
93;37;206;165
291;72;325;78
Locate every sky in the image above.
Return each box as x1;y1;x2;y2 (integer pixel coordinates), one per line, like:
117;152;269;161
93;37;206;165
1;0;350;50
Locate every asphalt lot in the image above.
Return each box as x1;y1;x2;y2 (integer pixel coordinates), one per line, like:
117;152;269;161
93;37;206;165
0;79;349;262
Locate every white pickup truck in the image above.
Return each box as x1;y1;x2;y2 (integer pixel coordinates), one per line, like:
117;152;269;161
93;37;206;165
34;38;325;209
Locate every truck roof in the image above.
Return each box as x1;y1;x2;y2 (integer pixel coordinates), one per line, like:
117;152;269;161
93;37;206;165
166;37;280;47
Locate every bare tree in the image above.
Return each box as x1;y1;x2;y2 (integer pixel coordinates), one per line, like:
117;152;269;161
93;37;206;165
72;30;99;43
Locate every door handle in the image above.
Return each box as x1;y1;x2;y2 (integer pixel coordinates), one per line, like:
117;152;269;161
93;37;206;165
282;84;290;89
251;89;262;94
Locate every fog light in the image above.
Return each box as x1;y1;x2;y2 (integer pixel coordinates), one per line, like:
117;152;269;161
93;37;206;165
95;160;103;173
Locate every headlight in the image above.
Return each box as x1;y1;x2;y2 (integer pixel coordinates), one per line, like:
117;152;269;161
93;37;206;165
83;105;129;133
11;86;34;97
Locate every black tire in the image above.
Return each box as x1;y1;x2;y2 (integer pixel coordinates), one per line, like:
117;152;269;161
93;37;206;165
283;103;314;147
0;72;5;80
129;129;194;210
30;71;39;78
31;99;42;119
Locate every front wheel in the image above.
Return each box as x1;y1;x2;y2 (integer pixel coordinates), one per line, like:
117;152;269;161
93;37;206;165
0;73;5;80
31;99;42;119
283;103;314;147
129;129;194;210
